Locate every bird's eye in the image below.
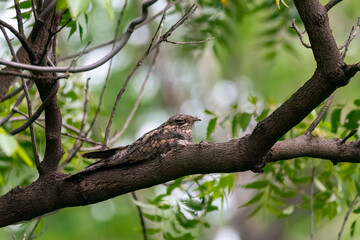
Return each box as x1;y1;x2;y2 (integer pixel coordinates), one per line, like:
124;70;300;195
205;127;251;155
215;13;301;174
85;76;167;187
175;119;185;124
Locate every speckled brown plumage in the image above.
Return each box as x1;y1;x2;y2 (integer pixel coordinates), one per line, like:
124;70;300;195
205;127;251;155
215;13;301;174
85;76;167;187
74;114;200;176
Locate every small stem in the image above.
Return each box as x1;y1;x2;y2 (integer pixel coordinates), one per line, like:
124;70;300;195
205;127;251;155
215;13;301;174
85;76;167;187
310;167;315;240
338;194;359;240
131;192;148;240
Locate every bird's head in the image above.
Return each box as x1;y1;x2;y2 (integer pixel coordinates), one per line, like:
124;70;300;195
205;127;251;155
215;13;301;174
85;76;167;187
162;114;201;129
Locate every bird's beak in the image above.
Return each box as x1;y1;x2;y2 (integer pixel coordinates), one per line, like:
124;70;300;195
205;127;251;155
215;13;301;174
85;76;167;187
194;117;201;122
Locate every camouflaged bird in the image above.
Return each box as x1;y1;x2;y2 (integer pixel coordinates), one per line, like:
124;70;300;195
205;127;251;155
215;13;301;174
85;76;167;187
73;114;200;176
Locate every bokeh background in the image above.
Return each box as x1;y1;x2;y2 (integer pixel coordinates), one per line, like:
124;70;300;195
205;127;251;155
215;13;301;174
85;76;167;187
0;0;360;239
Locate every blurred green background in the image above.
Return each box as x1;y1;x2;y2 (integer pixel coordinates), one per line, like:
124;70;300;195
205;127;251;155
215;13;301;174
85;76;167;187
0;0;360;239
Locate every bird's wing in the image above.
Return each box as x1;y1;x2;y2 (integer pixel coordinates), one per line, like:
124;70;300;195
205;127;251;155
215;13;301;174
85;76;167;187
80;146;128;159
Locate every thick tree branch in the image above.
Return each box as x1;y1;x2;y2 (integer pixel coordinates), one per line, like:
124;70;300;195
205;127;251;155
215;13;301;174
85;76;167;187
269;135;360;163
245;0;350;170
1;135;360;227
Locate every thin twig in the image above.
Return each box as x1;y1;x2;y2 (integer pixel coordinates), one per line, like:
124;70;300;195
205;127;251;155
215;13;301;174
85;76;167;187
60;78;91;169
0;0;157;73
110;46;160;144
325;0;343;11
14;0;25;36
341;129;358;144
165;37;216;45
0;24;40;168
135;0;181;30
0;70;69;80
310;167;315;240
102;10;167;148
0;20;35;61
27;218;41;240
6;112;100;145
52;17;72;36
86;0;128;147
66;42;91;74
103;5;197;148
61;132;102;145
9;81;59;135
58;0;179;62
0;93;26;126
338;194;359;240
31;0;40;22
291;19;311;48
131;192;148;240
339;18;360;59
0;80;33;104
306;94;333;134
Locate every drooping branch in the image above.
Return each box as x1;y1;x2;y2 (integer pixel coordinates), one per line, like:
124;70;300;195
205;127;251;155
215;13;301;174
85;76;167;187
0;0;158;73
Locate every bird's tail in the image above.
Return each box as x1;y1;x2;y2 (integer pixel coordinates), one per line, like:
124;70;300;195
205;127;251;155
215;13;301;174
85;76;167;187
80;146;127;159
66;146;128;180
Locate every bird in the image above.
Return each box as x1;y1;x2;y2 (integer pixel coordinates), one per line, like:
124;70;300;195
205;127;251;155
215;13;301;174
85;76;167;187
71;114;201;177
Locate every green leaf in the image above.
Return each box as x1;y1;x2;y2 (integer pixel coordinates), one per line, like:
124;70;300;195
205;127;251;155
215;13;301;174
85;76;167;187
167;177;184;195
148;194;167;205
163;232;195;240
206;117;217;140
266;204;287;218
206;204;218;212
67;0;90;18
247;95;258;105
242;180;268;189
0;133;18;156
282;205;294;215
78;22;83;42
247;204;263;218
56;0;68;11
219;174;235;194
202;221;211;228
204;109;216;116
67;21;77;40
100;0;114;19
331;108;342;133
181;199;204;211
354;99;360;107
142;213;163;222
146;228;161;235
291;176;311;184
21;10;31;20
239;113;252;131
16;145;34;167
256;109;269;121
314;178;327;192
345;110;360;130
232;114;239;137
351;220;357;237
19;0;32;9
353;207;360;214
239;192;264;207
175;206;199;229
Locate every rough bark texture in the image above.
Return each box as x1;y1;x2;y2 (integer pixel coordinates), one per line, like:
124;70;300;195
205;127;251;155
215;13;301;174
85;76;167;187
0;0;359;228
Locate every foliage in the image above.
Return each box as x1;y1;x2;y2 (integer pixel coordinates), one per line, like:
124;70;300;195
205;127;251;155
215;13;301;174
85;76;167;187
142;174;234;239
0;0;360;239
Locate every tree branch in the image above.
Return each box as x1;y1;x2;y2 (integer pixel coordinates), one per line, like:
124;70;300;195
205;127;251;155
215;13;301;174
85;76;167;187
0;20;34;61
1;135;360;227
9;82;59;135
0;0;158;73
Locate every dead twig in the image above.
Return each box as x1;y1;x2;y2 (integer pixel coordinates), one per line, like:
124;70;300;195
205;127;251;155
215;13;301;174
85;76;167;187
306;94;333;134
340;129;358;144
338;193;359;240
339;18;360;59
291;19;311;48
